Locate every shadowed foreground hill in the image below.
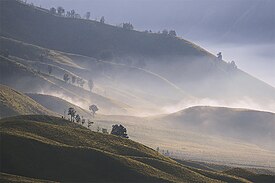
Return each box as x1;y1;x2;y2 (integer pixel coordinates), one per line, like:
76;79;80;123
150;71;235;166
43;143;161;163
0;85;56;118
0;115;252;183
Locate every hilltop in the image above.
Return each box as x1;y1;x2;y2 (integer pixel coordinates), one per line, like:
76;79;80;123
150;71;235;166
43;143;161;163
0;85;56;118
156;106;275;151
0;114;253;183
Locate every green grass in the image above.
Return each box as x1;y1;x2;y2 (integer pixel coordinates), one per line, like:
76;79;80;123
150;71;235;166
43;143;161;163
223;168;275;183
0;114;256;183
0;85;56;118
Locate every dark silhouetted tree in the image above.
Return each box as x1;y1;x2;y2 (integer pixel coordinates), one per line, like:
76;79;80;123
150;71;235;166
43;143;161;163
217;52;222;61
57;6;65;16
89;104;99;117
123;23;134;30
63;73;70;83
68;107;76;122
111;124;129;138
88;79;94;92
50;7;56;14
48;65;52;74
72;76;76;84
81;118;86;125
100;16;105;23
85;12;91;20
75;114;81;123
168;30;177;37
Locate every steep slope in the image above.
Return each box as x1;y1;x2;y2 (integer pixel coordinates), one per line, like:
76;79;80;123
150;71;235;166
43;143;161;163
0;0;207;59
0;85;56;118
157;106;275;150
1;0;275;111
0;115;250;183
0;36;190;112
0;55;132;115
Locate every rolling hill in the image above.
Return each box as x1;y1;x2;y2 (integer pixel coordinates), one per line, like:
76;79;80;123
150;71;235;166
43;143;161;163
26;93;93;119
0;114;254;183
1;0;275;112
156;106;275;151
0;54;133;115
0;85;56;118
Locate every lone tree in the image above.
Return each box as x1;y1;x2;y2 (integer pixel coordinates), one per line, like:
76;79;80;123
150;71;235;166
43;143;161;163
88;79;94;92
63;73;70;83
50;7;56;14
217;52;222;61
85;12;91;20
111;124;129;138
57;6;65;16
89;104;99;117
48;65;52;74
75;114;81;123
100;16;105;23
68;107;76;122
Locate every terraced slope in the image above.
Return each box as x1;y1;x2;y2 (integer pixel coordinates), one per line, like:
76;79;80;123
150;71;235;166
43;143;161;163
0;115;250;183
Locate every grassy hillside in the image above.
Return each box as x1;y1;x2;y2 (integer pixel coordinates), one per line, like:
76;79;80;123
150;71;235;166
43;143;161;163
0;55;133;115
0;85;56;118
223;168;275;183
26;93;93;118
157;106;275;151
0;0;208;59
0;114;253;183
0;36;190;112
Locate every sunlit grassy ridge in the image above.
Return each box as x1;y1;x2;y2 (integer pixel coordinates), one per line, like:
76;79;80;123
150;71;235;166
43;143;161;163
0;85;56;118
0;115;254;183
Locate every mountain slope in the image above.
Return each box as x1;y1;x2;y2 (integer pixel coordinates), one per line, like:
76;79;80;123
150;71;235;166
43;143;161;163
1;0;275;112
0;85;56;118
0;55;132;115
0;114;251;183
0;0;208;59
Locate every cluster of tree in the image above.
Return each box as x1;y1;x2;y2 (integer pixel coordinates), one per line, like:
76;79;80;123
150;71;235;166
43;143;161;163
111;124;129;138
67;107;95;127
122;23;134;30
49;6;106;23
162;29;177;37
156;147;172;156
63;73;94;91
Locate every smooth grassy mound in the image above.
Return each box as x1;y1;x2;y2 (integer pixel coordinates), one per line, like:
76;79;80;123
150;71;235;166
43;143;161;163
0;85;56;118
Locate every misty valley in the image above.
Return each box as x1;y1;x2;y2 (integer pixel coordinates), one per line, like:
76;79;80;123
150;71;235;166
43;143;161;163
0;0;275;183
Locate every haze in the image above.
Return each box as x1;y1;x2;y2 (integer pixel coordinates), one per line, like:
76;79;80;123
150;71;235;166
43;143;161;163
29;0;275;87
